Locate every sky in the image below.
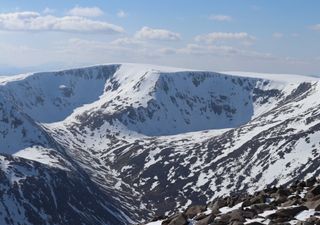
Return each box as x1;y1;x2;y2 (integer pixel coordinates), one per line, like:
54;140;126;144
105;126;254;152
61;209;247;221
0;0;319;75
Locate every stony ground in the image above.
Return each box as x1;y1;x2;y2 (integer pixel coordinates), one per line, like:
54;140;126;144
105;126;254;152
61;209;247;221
143;177;320;225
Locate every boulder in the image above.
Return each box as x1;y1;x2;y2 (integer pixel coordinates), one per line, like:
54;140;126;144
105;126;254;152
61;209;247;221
193;213;210;221
263;186;278;195
304;196;320;210
210;219;228;225
225;195;243;208
245;222;264;225
281;198;301;207
250;203;276;214
267;206;308;222
167;213;188;225
184;205;206;219
306;216;320;225
195;214;215;225
305;177;317;187
270;223;291;225
162;213;188;225
276;187;291;197
229;221;244;225
229;209;256;222
306;186;320;199
219;214;231;224
151;215;167;222
243;195;266;207
269;188;291;206
207;198;226;213
296;221;313;225
298;181;307;188
229;210;248;223
228;210;246;222
270;197;288;207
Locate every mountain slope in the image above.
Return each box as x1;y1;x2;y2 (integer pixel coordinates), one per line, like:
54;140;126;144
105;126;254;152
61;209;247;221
0;63;319;223
0;154;131;225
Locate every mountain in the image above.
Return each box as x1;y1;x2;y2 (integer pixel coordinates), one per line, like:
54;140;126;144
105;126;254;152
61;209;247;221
0;63;319;224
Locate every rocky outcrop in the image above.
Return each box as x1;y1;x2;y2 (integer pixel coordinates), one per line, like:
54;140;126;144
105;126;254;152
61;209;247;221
144;178;320;225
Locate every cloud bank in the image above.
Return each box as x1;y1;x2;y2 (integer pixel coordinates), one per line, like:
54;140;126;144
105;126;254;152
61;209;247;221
0;11;124;34
195;32;255;43
68;6;104;17
135;26;181;41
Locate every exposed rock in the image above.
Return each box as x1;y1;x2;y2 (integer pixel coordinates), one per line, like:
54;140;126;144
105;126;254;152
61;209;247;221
193;213;209;221
246;222;264;225
296;221;313;225
267;206;308;222
184;205;206;219
306;178;318;187
219;214;232;223
306;216;320;225
225;195;245;208
228;209;256;222
228;210;246;222
229;221;244;225
298;181;307;188
270;195;289;206
304;196;320;210
306;186;320;199
151;215;167;222
250;203;276;214
281;198;301;207
207;198;226;213
270;188;292;206
195;214;215;225
276;188;291;197
210;220;228;225
162;213;188;225
146;179;320;225
243;195;266;207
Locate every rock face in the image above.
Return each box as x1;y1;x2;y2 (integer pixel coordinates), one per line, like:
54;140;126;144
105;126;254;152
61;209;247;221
0;63;320;224
145;179;320;225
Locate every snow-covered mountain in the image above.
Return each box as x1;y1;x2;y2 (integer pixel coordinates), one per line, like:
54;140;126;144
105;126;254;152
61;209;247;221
0;63;319;224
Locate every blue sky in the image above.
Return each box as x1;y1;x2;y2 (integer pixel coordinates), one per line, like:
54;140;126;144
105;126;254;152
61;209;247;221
0;0;319;75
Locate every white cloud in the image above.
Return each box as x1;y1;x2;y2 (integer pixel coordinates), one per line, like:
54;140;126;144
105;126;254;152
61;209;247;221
43;7;55;14
158;48;177;55
68;6;103;17
0;35;313;75
272;32;284;38
195;32;255;44
67;38;119;50
61;38;161;60
117;10;128;18
111;37;144;46
310;24;320;31
0;11;124;34
178;44;240;56
209;14;232;22
135;26;181;41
